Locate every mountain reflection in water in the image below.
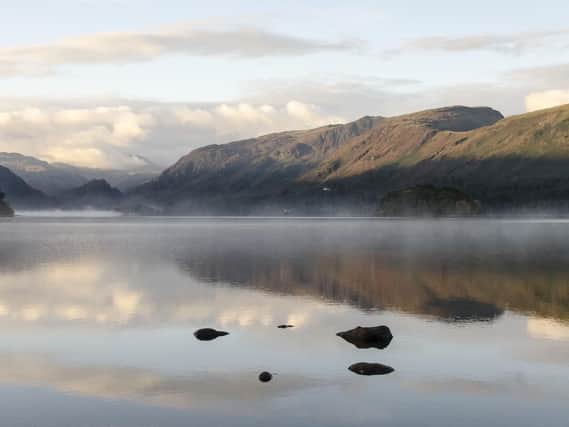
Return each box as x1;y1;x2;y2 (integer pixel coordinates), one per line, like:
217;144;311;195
0;218;568;427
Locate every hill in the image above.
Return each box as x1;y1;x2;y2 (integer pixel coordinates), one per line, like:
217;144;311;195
58;179;123;209
0;165;54;209
54;156;159;192
132;105;507;214
0;152;159;195
0;153;88;195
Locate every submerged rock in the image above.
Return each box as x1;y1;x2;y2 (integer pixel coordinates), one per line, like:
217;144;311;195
336;325;393;350
258;371;273;383
277;324;294;329
193;328;229;341
348;362;394;376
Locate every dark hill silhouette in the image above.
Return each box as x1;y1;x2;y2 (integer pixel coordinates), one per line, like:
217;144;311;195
58;179;123;209
0;165;54;209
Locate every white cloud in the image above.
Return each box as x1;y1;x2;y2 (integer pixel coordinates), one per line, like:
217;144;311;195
525;89;569;112
0;24;359;77
0;100;343;169
386;28;569;56
2;59;566;170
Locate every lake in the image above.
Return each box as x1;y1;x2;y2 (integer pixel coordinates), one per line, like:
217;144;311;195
0;217;568;427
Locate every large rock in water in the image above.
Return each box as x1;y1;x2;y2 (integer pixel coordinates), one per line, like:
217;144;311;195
377;185;480;217
0;192;14;217
348;362;395;376
337;325;393;349
193;328;229;341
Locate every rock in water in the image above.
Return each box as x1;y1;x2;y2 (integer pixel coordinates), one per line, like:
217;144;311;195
348;362;394;376
336;325;393;349
277;324;294;329
258;372;273;383
194;328;229;341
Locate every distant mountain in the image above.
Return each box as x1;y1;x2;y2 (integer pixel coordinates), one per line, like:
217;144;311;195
133;105;514;214
0;152;160;195
53;159;159;192
0;165;54;209
0;153;88;195
58;179;123;209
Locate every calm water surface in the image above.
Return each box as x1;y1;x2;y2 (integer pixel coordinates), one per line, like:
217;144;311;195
0;217;568;427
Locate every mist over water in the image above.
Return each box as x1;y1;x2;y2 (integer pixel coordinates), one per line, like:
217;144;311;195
14;209;122;218
0;217;568;427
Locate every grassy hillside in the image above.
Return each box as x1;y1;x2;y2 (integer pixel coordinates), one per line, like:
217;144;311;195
134;104;569;214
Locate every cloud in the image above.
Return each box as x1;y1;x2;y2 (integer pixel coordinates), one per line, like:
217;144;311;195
2;59;566;170
245;76;526;119
0;100;342;169
0;75;529;170
0;353;331;410
525;89;569;112
386;28;569;56
0;254;333;328
510;63;569;88
0;24;360;76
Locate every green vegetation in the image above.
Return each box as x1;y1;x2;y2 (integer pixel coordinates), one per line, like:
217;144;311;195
134;104;569;214
377;185;480;217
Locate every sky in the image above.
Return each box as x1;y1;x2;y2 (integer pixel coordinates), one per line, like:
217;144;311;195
0;0;568;169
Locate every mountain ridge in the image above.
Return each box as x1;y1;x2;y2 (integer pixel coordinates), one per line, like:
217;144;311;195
132;105;511;213
0;152;160;195
0;165;54;209
58;179;123;210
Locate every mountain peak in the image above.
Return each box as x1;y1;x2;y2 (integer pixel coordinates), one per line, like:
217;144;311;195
398;106;504;132
0;165;53;209
59;179;123;209
65;179;121;195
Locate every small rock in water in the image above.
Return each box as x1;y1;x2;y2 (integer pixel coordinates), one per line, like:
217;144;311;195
194;328;229;341
277;324;294;329
336;325;393;349
259;371;273;383
348;362;394;376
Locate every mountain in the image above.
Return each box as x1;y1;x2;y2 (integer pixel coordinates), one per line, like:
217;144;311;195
53;160;159;192
0;152;160;196
133;105;511;214
0;153;88;195
0;165;54;209
58;179;123;209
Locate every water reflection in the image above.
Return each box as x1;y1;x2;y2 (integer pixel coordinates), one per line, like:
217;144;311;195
2;219;569;325
0;353;330;409
0;218;568;427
